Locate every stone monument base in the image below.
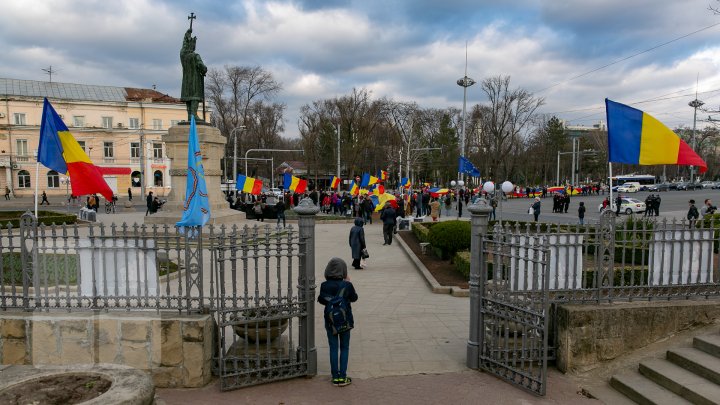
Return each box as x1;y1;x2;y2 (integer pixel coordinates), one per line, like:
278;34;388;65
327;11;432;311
144;208;243;226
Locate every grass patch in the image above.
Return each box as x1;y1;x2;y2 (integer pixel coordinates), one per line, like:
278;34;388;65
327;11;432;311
1;252;79;285
0;211;77;227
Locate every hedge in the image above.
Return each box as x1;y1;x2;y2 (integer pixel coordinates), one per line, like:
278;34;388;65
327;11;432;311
454;250;471;279
0;211;77;228
411;222;431;243
428;220;471;259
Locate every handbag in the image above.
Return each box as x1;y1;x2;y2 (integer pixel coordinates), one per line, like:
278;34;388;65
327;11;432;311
528;207;533;215
361;248;370;259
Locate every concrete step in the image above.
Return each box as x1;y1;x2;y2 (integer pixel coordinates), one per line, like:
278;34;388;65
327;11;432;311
581;383;638;405
639;358;720;405
610;372;692;405
694;334;720;359
668;348;720;385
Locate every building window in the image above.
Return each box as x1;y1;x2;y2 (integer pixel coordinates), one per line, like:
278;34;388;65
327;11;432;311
77;140;86;153
153;143;163;159
47;170;60;188
104;142;114;158
129;118;140;129
17;170;30;188
73;116;85;127
102;116;113;129
131;171;141;187
16;139;28;161
13;113;26;125
131;142;140;158
154;170;163;187
152;119;162;130
170;120;179;126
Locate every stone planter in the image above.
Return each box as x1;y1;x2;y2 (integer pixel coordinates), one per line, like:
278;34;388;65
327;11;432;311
233;318;289;343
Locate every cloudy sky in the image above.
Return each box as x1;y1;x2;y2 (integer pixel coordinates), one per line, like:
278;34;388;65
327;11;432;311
2;0;720;136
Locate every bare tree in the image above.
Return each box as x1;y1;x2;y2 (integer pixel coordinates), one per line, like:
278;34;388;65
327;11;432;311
477;75;545;181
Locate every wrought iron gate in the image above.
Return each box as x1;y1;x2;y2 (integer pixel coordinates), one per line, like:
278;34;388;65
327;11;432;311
477;226;551;396
213;222;312;390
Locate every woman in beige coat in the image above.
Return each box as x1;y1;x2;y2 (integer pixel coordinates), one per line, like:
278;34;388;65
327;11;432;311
430;198;441;221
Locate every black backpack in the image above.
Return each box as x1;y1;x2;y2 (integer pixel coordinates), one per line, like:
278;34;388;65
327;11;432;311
324;282;353;335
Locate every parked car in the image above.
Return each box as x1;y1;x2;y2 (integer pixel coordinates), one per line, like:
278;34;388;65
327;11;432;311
713;182;720;189
647;182;671;192
616;183;641;193
700;181;716;189
675;182;702;191
598;197;647;215
269;187;283;198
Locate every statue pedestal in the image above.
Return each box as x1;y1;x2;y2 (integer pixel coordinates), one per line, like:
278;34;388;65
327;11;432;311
144;124;242;226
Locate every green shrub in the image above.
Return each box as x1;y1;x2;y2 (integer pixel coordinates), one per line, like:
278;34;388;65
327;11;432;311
428;220;471;259
0;211;77;228
454;250;471;279
411;223;431;243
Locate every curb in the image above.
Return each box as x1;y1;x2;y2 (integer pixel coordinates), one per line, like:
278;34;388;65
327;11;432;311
395;231;469;297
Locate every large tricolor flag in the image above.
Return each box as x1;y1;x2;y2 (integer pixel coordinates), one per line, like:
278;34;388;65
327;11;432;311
606;99;707;172
283;173;307;193
360;173;379;188
400;177;411;189
176;116;211;228
236;174;263;195
38;98;114;201
330;175;341;189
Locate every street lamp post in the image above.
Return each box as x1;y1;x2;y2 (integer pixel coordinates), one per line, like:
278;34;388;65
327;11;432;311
230;126;246;184
61;177;70;213
457;74;476;184
689;98;704;184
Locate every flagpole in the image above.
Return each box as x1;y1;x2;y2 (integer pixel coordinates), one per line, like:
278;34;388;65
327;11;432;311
608;162;614;213
34;161;40;218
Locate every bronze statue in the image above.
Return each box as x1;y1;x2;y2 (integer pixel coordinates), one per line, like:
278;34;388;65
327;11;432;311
180;13;207;122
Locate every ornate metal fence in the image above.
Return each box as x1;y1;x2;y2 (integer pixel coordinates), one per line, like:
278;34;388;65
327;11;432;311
467;202;720;396
1;201;320;391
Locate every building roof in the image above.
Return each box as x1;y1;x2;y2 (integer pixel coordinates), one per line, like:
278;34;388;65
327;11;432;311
0;78;180;103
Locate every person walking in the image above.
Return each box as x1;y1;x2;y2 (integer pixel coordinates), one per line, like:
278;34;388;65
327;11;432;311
275;198;286;228
380;202;397;245
490;198;497;221
4;186;10;200
654;194;662;216
615;194;622;216
145;192;153;216
253;200;264;222
40;191;50;205
578;201;586;225
563;193;570;213
348;218;366;270
127;187;133;202
531;197;541;222
430;198;440;222
701;198;717;217
687;199;700;227
318;257;358;387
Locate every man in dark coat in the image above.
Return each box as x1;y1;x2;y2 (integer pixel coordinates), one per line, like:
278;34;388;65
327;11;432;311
380;202;397;245
145;192;153;216
348;218;366;270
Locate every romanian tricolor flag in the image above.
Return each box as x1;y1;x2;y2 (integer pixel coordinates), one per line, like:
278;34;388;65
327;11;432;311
369;184;385;196
360;173;378;188
606;99;707;172
37;98;113;200
283;173;307;193
236;174;263;195
400;177;411;189
377;169;388;182
330;176;341;189
349;180;359;196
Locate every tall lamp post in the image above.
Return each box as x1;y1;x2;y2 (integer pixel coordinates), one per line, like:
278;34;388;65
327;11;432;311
61;177;70;213
689;98;704;184
457;74;476;184
230;126;246;184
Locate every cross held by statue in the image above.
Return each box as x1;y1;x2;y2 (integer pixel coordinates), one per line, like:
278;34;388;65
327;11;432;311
188;12;196;29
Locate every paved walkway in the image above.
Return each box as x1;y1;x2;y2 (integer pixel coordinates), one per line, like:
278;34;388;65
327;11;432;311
1;198;599;404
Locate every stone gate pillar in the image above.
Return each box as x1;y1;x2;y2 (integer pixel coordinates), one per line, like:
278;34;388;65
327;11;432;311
295;198;320;376
467;200;492;369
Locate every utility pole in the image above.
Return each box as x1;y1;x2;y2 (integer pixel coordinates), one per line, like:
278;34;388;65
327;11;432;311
336;124;341;191
689;97;704;184
456;44;476;185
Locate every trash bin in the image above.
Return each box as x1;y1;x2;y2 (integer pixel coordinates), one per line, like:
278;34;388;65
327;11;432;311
399;218;410;230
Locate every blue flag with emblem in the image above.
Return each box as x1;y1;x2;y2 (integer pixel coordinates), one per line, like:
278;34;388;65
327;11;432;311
176;116;211;228
458;156;481;177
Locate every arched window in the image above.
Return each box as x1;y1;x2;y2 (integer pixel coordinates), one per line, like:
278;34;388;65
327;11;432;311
154;170;163;187
47;170;60;188
131;171;141;187
18;170;30;188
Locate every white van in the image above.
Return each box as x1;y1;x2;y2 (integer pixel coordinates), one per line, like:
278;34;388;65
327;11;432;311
617;182;641;193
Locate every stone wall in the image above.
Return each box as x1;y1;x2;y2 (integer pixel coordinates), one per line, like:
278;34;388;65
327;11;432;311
555;300;720;373
0;311;215;388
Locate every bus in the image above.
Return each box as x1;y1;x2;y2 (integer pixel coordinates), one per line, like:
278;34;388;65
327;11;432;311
610;174;656;190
